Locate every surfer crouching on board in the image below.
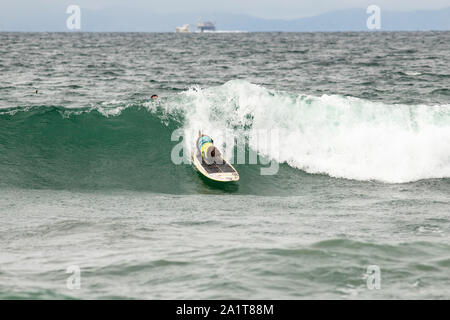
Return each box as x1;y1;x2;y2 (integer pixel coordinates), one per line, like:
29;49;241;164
197;132;222;165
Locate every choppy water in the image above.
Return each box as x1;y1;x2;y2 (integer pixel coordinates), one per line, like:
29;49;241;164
0;32;449;299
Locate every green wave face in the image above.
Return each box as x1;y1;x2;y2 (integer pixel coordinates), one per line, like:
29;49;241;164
0;106;311;195
0;105;189;192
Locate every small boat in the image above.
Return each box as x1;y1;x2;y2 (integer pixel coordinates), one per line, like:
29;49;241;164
176;24;191;33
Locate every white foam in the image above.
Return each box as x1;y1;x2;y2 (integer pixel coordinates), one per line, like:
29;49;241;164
405;71;422;76
176;80;450;183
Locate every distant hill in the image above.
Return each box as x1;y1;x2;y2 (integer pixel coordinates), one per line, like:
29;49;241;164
1;6;449;32
215;8;450;32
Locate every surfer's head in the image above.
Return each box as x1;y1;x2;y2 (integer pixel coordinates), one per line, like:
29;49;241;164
151;94;158;99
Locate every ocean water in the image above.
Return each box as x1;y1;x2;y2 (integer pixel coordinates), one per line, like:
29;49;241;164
0;32;449;299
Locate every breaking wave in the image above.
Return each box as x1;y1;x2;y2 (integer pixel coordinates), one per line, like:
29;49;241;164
0;80;449;192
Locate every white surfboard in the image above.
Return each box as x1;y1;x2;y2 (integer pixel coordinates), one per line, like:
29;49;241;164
192;147;239;182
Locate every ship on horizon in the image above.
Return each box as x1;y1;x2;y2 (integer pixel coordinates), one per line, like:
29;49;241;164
175;24;191;33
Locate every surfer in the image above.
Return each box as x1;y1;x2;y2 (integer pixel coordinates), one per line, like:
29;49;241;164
197;132;220;165
151;94;158;99
192;131;238;182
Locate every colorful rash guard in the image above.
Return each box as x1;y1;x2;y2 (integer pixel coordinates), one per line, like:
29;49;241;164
197;135;213;159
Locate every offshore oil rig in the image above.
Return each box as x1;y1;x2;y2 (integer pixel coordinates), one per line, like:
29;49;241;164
196;18;216;32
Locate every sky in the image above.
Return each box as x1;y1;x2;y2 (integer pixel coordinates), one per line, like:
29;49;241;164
1;0;449;31
2;0;450;20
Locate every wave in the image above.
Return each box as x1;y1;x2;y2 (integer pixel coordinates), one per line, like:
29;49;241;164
177;80;450;183
0;80;449;192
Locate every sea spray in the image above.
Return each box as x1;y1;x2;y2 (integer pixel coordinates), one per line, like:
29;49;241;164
177;80;450;183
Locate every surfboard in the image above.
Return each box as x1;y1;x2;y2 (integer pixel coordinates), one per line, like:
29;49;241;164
192;147;239;183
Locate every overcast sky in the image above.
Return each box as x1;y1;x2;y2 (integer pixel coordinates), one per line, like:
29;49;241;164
2;0;450;19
